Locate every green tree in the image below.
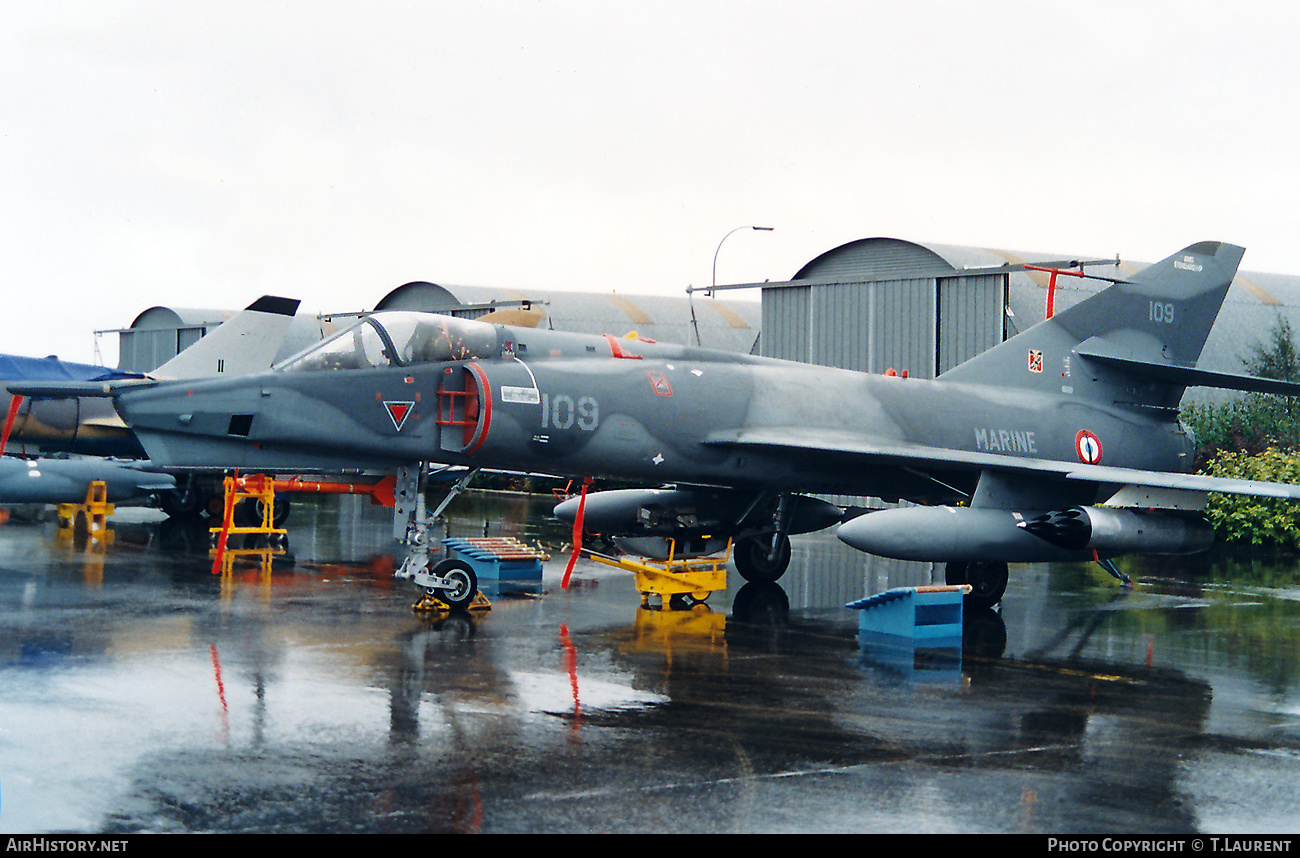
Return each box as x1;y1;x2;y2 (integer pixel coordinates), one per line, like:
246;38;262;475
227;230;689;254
1183;313;1300;465
1203;447;1300;549
1244;315;1300;382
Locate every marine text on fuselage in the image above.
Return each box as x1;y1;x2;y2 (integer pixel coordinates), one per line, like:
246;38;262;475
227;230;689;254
974;427;1037;454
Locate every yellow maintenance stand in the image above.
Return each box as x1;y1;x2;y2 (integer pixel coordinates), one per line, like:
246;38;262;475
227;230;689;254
210;474;288;576
57;480;114;538
587;537;730;609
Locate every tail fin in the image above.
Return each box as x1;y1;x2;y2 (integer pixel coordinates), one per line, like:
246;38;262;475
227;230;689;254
151;296;301;379
939;242;1246;412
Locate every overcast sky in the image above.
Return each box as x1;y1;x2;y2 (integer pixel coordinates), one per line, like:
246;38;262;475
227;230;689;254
4;1;1299;365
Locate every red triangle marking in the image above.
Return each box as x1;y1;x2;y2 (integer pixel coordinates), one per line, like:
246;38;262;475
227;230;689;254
385;401;414;431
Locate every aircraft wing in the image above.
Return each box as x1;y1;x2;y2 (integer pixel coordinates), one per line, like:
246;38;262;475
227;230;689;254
702;428;1300;500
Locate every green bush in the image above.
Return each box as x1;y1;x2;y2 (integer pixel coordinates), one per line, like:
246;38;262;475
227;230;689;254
1203;447;1300;549
1179;315;1300;548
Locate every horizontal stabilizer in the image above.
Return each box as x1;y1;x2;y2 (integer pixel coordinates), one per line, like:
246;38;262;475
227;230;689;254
1075;345;1300;396
0;456;175;503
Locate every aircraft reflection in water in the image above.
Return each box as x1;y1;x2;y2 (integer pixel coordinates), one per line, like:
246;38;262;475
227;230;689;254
0;467;1258;832
75;509;1214;833
18;242;1300;612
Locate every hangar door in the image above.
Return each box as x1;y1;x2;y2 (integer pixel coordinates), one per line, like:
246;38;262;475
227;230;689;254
761;277;935;375
761;272;1006;378
118;325;209;373
936;272;1007;375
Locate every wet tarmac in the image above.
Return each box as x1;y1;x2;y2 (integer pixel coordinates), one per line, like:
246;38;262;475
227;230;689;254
2;491;1300;834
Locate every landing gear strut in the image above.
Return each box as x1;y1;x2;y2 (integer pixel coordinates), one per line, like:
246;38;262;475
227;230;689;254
159;474;210;519
1095;556;1133;588
393;465;483;610
733;494;793;583
945;560;1008;610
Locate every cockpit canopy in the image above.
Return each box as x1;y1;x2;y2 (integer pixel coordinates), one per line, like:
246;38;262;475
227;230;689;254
277;312;499;372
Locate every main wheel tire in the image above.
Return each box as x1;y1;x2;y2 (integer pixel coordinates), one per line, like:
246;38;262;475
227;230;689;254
430;558;478;609
233;495;291;528
945;560;1008;610
734;534;791;584
160;477;208;519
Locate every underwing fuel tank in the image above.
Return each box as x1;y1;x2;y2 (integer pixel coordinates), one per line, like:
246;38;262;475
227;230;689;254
552;487;844;538
836;505;1214;562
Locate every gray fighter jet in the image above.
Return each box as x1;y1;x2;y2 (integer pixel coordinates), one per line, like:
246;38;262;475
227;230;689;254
2;296;301;512
15;242;1300;608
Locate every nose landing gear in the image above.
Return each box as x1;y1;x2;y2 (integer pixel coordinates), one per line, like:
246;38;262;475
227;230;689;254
394;465;490;613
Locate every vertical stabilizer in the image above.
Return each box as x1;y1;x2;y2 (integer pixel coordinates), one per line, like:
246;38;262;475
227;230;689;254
151;296;302;379
939;242;1245;411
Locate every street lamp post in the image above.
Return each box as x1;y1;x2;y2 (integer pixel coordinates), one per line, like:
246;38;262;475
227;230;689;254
692;225;774;346
711;225;774;296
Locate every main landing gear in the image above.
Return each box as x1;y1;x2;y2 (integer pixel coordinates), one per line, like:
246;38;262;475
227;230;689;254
944;560;1008;611
944;555;1132;611
733;532;791;584
732;493;795;584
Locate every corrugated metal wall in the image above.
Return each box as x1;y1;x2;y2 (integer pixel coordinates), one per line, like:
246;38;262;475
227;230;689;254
119;326;210;373
761;239;1008;378
761;285;811;365
868;278;937;376
937;273;1007;374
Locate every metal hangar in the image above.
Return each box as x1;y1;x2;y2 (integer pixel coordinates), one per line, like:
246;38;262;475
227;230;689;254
723;236;1300;396
101;236;1300;395
107;282;761;374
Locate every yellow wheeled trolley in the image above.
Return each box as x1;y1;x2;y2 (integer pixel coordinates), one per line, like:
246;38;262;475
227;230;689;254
587;538;730;608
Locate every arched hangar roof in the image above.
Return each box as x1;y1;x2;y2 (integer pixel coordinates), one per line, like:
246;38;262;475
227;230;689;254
374;281;760;353
787;235;1300;398
794;236;1002;280
129;306;235;330
792;235;1087;283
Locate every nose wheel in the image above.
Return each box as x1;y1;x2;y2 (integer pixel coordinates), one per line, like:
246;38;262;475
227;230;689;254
424;558;478;609
394;464;483;612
